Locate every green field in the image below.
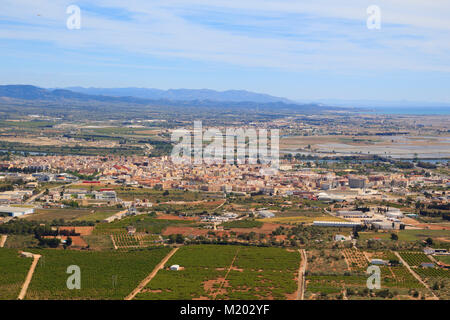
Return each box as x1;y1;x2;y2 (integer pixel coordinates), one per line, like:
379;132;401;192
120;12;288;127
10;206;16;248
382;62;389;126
25;207;121;223
399;252;433;267
135;245;300;300
94;215;192;235
222;220;263;229
0;248;32;300
359;229;450;242
26;247;171;299
436;255;450;265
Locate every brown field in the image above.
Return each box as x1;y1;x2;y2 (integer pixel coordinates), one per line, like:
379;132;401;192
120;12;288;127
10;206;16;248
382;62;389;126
162;223;287;237
155;214;200;221
58;226;94;236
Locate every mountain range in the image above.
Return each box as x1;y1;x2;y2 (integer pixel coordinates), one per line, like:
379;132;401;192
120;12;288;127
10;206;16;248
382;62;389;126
0;85;335;115
61;87;293;104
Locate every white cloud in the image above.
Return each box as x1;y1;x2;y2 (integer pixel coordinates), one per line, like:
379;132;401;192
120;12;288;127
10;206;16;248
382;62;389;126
0;0;449;73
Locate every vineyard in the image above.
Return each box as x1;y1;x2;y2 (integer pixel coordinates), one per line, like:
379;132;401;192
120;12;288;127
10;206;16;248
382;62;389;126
399;252;433;267
136;245;238;300
135;245;300;300
25;247;171;299
113;233;162;249
415;267;450;299
0;248;32;300
94;215;192;235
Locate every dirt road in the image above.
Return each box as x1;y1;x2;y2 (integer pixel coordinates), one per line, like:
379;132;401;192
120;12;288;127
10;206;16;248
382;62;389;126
213;247;240;300
393;251;439;300
124;247;179;300
296;249;307;300
18;253;41;300
110;235;118;250
0;235;7;248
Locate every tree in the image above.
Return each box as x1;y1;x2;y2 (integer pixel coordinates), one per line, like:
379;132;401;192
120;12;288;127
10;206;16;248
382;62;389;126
66;236;73;246
390;233;398;241
425;237;433;246
175;234;184;244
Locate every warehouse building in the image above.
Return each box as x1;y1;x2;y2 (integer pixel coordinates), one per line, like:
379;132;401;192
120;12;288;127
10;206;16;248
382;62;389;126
0;206;34;217
336;210;370;218
313;221;362;228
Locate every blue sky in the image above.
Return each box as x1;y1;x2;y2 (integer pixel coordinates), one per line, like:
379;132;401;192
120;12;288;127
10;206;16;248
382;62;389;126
0;0;449;102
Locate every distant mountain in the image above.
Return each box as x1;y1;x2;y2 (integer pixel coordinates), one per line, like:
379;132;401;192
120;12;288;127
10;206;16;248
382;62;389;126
63;87;293;104
0;85;344;116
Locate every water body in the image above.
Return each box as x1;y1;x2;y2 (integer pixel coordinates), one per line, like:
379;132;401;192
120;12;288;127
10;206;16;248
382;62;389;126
358;106;450;115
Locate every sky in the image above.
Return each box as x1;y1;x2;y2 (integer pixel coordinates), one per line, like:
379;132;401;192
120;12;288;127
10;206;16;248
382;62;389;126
0;0;449;103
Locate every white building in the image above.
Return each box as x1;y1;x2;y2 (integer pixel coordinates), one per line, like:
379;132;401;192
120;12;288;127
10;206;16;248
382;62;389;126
0;206;34;217
313;221;362;228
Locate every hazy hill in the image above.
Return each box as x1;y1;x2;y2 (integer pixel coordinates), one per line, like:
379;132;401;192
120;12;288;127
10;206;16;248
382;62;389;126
63;87;293;103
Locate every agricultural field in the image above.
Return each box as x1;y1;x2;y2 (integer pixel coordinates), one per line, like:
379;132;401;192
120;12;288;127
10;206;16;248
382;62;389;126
113;233;161;249
358;229;450;242
135;245;238;300
94;215;193;235
435;255;450;265
24;207;122;223
221;247;300;300
0;248;32;300
135;245;300;300
3;234;39;249
397;251;450;299
307;249;349;273
305;249;430;300
342;248;368;271
222;220;263;229
258;215;346;225
26;247;171;299
399;252;433;267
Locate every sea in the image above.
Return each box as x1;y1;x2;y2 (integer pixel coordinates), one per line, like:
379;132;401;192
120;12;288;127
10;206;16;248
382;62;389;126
360;106;450;115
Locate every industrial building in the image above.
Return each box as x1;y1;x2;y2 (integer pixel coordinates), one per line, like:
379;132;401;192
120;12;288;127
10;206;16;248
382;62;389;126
336;210;370;218
0;206;34;217
313;221;362;228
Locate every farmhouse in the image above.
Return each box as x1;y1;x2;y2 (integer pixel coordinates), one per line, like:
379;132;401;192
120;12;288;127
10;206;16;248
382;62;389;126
0;206;34;217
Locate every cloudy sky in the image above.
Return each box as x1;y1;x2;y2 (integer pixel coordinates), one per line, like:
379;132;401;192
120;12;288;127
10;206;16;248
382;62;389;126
0;0;449;102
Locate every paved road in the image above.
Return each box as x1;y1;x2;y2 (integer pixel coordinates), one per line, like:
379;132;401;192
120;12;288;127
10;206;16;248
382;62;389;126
18;253;41;300
393;251;439;300
125;247;179;300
